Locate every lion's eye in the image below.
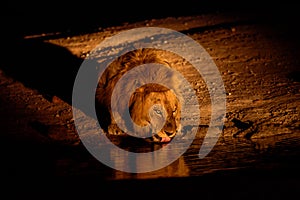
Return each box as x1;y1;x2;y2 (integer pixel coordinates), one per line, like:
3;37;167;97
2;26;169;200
154;109;162;115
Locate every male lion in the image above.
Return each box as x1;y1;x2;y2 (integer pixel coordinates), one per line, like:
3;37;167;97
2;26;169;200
95;48;182;143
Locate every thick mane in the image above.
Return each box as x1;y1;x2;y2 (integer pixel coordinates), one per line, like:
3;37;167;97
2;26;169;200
96;48;183;106
98;48;170;89
95;48;184;140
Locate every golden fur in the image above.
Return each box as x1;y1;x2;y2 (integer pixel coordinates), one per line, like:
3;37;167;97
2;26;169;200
95;48;182;143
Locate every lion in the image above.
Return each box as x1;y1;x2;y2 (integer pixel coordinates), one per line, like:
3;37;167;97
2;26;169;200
95;48;182;143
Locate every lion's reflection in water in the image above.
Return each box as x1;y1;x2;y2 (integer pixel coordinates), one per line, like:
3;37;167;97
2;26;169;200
107;141;190;179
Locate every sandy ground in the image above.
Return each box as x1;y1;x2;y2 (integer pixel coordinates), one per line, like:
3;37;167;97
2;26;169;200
1;10;300;199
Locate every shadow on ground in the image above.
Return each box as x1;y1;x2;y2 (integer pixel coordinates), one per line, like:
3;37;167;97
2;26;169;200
2;35;83;104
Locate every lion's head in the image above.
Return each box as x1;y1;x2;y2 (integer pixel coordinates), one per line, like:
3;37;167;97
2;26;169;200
128;84;181;143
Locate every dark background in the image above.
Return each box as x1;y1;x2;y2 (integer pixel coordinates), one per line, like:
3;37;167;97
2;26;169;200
1;0;299;37
1;1;299;199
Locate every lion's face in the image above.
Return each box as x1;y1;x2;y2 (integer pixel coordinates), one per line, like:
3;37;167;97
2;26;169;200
128;84;181;143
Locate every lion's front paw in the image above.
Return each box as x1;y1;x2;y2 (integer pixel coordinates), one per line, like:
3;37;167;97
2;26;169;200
108;124;125;135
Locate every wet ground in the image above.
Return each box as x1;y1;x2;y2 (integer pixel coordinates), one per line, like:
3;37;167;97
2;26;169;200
1;5;300;199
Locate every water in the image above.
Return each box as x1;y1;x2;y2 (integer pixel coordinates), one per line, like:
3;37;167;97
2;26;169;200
79;128;300;180
6;127;299;199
